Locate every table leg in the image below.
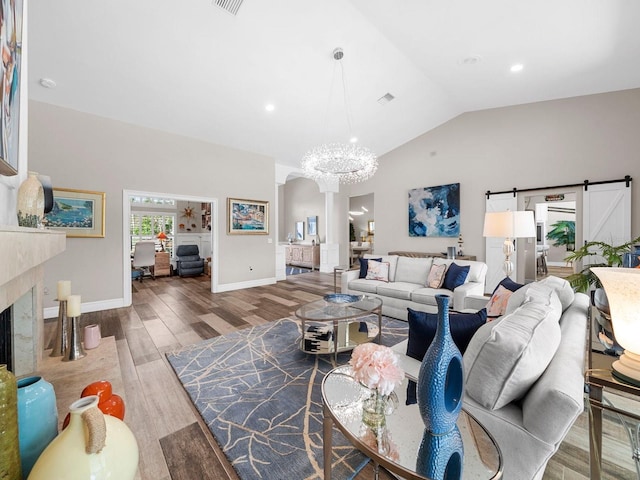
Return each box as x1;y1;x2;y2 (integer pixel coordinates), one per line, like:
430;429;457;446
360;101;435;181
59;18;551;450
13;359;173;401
589;383;603;480
333;319;339;364
323;402;333;480
377;308;382;345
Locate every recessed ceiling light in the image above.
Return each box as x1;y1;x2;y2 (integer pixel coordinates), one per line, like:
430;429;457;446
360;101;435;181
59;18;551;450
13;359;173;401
39;78;57;89
265;104;275;112
349;136;358;143
348;211;364;216
510;64;524;73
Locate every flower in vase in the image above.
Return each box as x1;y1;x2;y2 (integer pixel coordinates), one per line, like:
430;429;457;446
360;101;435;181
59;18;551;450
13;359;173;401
349;343;404;396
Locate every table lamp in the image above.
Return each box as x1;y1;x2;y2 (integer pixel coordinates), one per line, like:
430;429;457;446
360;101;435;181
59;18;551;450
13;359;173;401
483;210;535;277
157;232;167;251
592;267;640;387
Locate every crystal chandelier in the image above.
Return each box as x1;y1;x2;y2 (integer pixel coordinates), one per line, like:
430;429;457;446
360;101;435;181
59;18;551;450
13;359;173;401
301;48;378;184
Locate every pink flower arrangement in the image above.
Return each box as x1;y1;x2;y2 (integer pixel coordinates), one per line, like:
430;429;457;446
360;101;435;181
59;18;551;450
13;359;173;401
349;343;404;396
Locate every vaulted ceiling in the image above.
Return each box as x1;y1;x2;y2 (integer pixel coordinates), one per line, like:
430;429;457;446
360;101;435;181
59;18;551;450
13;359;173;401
28;0;640;168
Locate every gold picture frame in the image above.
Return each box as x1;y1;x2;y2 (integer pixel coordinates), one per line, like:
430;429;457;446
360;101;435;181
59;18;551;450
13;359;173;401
227;198;269;235
44;188;106;238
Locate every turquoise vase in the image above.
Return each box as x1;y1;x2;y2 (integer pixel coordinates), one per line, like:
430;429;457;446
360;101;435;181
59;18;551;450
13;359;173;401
416;426;464;480
417;294;464;434
1;364;22;480
17;376;58;478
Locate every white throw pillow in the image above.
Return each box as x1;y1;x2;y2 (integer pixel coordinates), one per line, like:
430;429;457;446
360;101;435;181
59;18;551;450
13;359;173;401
365;260;390;282
464;289;562;410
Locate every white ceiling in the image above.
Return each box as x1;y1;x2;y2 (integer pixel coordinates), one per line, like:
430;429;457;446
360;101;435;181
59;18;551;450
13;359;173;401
28;0;640;168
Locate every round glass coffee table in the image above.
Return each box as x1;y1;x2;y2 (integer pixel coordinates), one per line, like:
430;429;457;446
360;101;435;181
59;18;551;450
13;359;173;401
322;365;503;480
295;295;383;363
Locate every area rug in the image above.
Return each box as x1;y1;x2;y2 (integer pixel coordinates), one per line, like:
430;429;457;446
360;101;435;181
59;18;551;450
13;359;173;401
166;316;408;480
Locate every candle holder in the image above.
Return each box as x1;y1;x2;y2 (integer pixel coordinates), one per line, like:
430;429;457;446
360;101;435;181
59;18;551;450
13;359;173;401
63;316;86;362
50;299;68;357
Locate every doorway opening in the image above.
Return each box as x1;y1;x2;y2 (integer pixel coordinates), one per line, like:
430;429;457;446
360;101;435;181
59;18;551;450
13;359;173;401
348;193;374;267
122;189;218;306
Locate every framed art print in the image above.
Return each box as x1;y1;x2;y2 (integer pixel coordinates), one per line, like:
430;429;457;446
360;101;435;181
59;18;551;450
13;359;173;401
408;183;460;237
227;198;269;234
44;188;106;238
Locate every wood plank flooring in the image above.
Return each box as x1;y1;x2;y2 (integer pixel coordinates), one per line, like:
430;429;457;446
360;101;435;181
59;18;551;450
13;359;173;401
41;272;638;480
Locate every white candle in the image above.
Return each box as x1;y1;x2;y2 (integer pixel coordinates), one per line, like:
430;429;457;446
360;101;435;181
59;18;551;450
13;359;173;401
57;281;71;301
67;295;81;317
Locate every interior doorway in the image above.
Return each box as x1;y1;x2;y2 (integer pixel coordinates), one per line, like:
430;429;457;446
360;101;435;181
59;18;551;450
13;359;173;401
122;189;218;306
523;191;577;283
348;193;374;267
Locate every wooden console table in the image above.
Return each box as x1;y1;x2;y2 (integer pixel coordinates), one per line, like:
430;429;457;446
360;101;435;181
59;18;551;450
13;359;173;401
388;251;477;261
285;244;320;270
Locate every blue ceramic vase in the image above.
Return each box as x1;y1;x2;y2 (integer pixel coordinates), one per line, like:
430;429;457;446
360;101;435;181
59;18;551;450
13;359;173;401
622;245;640;268
17;376;58;477
417;294;464;434
416;425;464;480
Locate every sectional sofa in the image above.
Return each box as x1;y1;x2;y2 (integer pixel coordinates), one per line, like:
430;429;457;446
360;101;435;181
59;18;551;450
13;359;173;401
341;254;488;320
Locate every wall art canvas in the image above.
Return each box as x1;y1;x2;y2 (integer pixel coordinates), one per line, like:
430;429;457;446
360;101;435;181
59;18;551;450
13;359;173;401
228;198;269;234
408;183;460;237
44;188;106;238
0;0;24;176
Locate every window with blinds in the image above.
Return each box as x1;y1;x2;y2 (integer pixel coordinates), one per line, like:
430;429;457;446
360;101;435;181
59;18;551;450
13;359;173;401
130;213;176;256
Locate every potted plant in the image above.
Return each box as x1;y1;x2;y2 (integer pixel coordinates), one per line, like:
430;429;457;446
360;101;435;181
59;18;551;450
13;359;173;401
564;234;640;293
546;220;575;251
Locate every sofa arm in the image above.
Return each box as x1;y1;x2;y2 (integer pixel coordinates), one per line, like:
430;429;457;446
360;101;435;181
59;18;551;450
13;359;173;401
463;295;489;311
452;282;485;310
340;268;360;293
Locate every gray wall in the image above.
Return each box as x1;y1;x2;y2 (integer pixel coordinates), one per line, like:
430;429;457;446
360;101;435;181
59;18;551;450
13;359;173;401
347;88;640;259
29;101;275;309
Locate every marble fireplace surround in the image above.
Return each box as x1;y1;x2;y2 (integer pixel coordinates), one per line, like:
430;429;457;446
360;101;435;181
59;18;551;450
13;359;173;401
0;226;65;376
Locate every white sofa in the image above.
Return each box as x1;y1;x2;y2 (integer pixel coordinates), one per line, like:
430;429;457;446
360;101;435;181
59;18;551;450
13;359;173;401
391;277;589;480
341;254;488;320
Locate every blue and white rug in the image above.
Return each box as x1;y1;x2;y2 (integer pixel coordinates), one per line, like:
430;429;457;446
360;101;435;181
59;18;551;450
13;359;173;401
166;316;408;480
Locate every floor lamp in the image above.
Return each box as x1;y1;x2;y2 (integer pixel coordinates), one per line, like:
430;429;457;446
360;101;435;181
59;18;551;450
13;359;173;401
483;211;536;278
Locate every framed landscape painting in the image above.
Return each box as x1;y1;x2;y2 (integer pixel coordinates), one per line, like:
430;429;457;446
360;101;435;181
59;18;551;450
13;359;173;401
408;183;460;237
44;188;106;238
228;198;269;234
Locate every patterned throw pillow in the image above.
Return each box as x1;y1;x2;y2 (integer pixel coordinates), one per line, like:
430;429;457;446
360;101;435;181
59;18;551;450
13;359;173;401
486;285;513;317
426;264;447;288
365;260;390;282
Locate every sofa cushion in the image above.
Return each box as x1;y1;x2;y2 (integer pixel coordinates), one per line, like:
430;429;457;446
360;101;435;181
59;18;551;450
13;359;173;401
411;288;451;307
376;282;423;301
505;281;562;316
539;276;575;312
347;278;383;294
179;254;201;262
486;285;514;318
359;257;382;278
426;263;447;288
442;263;470;290
365;260;390;282
394;257;433;285
364;254;399;282
464;287;562;410
405;307;487;404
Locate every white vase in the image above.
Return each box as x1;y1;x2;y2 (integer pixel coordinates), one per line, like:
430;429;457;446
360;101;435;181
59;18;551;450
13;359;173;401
27;395;139;480
17;171;45;228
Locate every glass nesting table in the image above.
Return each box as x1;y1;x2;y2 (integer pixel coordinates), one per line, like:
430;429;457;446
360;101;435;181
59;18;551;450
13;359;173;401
322;365;503;480
295;295;382;363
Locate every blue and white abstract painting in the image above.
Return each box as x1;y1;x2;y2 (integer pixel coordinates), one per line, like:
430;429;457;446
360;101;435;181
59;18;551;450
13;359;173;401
408;183;460;237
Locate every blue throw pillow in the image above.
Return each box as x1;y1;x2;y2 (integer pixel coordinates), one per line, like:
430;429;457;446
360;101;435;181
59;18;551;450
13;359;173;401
358;257;382;278
442;263;470;290
405;307;487;405
492;276;524;294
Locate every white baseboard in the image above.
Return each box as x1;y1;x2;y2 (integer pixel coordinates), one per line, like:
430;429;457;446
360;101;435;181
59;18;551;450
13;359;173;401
44;297;126;320
214;277;276;293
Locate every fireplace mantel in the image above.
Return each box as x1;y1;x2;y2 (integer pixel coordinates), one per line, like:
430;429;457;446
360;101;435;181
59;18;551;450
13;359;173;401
0;226;65;375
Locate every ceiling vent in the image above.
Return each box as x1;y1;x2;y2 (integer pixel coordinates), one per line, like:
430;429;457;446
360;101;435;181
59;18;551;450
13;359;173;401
377;93;395;105
214;0;244;16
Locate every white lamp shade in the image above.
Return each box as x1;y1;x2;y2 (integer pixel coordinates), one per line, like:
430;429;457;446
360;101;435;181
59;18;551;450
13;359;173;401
483;210;536;238
592;267;640;355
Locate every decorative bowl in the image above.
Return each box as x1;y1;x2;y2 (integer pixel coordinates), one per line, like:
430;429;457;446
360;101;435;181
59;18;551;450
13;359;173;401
324;294;363;304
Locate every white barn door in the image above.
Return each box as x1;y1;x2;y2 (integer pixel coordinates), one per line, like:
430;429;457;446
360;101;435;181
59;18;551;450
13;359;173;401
485;193;518;293
582;181;631;267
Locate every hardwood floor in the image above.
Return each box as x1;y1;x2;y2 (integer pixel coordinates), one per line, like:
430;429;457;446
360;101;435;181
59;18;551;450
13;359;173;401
41;272;638;480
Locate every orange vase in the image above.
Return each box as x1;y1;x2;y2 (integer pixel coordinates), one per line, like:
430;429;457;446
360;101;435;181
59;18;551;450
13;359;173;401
62;380;125;429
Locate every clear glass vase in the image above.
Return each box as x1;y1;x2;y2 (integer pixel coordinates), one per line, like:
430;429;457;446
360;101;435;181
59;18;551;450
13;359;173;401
362;389;398;430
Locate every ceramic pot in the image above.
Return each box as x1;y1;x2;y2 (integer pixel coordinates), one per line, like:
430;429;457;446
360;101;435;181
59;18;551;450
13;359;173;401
16;171;45;228
83;324;101;350
416;426;464;480
17;376;58;477
28;396;138;480
622;245;640;268
417;294;464;434
0;364;22;480
62;380;125;429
